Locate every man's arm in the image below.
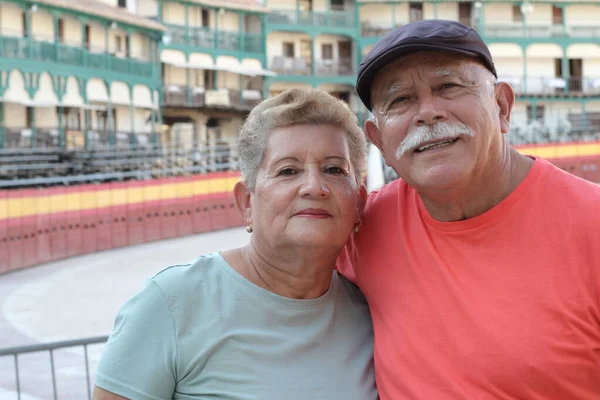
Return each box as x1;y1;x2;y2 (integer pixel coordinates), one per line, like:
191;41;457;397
92;386;129;400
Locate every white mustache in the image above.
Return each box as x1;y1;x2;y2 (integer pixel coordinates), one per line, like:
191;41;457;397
395;122;476;159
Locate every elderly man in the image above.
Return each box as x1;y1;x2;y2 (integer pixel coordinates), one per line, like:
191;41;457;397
338;19;600;399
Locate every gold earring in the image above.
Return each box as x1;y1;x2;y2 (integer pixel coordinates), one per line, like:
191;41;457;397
246;225;253;233
354;220;362;233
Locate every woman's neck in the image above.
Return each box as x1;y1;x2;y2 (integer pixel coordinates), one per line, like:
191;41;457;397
222;243;338;300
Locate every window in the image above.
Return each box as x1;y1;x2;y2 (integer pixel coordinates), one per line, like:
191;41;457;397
299;0;313;11
458;2;472;26
330;0;344;11
526;105;545;124
62;107;81;131
409;3;423;22
26;107;33;128
58;19;65;42
282;42;295;58
204;70;214;89
512;5;523;23
118;0;127;8
85;24;91;50
22;12;27;37
552;6;563;25
115;36;122;53
202;9;210;28
125;34;130;57
322;44;333;60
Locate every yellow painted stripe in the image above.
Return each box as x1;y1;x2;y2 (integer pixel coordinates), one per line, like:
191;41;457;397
0;177;240;219
516;142;600;159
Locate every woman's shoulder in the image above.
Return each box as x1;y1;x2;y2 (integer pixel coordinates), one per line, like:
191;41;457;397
148;252;229;303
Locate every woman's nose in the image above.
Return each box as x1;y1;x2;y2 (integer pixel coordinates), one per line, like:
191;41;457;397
299;171;330;198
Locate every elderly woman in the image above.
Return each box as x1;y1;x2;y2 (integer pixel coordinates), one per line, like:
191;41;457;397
93;88;377;400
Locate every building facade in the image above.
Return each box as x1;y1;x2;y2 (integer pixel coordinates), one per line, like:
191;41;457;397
1;0;599;152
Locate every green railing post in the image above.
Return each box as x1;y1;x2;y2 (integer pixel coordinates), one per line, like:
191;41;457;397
215;9;220;50
81;18;88;67
239;13;245;52
157;0;163;22
522;46;528;93
0;102;5;149
127;31;132;74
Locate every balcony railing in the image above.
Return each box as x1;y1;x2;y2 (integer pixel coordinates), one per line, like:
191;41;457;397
0;35;154;77
482;24;600;38
270;56;311;75
499;76;600;96
165;24;263;53
163;85;262;109
267;9;355;29
361;22;600;39
315;58;354;76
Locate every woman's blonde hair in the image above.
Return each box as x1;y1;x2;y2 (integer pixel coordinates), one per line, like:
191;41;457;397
238;88;367;190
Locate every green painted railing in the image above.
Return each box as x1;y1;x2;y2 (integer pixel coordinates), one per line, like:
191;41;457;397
165;24;264;54
0;36;154;78
267;9;355;29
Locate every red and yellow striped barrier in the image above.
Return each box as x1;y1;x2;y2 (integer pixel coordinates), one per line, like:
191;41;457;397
0;171;244;274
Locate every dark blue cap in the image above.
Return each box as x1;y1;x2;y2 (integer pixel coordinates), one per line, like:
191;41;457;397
356;19;497;111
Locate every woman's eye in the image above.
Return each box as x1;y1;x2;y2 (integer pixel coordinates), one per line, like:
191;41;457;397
325;166;345;175
277;168;297;176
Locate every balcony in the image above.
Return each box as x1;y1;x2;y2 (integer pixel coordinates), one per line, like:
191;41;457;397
0;36;154;78
267;9;355;31
165;24;264;54
500;76;600;97
162;85;262;110
270;57;354;76
482;24;600;39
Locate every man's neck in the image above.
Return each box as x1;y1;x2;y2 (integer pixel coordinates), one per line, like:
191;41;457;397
419;147;534;222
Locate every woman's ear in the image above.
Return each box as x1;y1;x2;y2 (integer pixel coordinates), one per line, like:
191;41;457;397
356;184;368;223
234;181;252;224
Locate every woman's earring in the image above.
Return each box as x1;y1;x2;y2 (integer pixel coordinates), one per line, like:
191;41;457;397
354;220;362;233
246;225;253;233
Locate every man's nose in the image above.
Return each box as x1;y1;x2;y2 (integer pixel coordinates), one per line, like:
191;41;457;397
413;94;448;126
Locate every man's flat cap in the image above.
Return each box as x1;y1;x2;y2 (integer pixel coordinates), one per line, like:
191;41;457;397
357;19;497;111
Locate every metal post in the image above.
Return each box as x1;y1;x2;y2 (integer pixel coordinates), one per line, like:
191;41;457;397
561;47;570;94
30;107;36;148
107;101;115;148
14;354;21;400
58;105;64;148
53;13;59;43
185;3;190;46
522;46;528;94
84;344;92;400
84;109;90;150
50;349;58;400
129;86;135;149
239;13;245;52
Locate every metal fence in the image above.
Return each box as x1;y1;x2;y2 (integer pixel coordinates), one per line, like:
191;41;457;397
0;336;108;400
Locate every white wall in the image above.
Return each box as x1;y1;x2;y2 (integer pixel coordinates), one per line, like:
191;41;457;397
0;3;24;36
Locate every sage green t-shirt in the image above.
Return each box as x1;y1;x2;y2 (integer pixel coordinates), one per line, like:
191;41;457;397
95;252;377;400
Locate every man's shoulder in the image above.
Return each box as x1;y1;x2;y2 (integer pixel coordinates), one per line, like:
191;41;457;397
364;179;411;215
538;159;600;208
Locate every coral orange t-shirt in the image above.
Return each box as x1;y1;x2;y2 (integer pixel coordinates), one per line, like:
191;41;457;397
338;158;600;400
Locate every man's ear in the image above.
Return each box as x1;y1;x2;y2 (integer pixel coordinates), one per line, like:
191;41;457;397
233;181;252;224
495;82;515;134
364;118;384;153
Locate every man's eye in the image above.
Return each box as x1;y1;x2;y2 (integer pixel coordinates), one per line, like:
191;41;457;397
439;83;458;90
391;96;408;105
277;168;297;176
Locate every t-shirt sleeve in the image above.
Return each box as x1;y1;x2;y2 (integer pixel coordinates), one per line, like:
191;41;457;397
95;280;178;400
